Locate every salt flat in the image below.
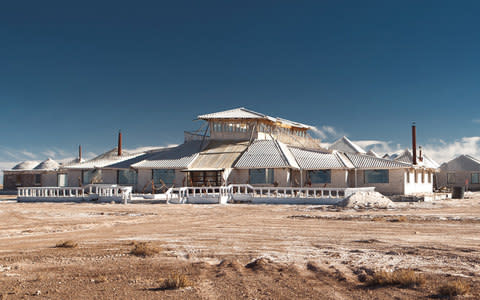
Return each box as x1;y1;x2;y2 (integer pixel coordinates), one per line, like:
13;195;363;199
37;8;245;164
0;194;478;299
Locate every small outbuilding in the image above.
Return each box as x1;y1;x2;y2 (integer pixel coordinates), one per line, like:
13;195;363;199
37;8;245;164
437;155;480;190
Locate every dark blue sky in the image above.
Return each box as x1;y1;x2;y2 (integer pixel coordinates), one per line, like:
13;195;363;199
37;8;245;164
1;1;480;165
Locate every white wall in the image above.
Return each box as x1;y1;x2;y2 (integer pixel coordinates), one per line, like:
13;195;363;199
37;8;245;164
404;169;434;194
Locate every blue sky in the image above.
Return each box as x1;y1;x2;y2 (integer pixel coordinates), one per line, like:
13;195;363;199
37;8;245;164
1;1;480;173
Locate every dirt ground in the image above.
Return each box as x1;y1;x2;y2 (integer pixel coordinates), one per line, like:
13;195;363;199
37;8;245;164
0;193;479;299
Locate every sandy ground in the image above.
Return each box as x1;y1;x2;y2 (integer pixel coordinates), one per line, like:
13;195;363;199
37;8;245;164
0;194;479;299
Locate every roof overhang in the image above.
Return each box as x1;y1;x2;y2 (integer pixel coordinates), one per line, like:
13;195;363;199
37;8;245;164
181;168;224;172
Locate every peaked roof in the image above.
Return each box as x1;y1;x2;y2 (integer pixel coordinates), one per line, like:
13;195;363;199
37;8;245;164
288;147;350;169
198;107;311;129
344;153;412;169
393;149;439;169
235;140;299;169
440;154;480;171
187;140;249;170
131;141;204;169
328;136;366;154
34;158;60;170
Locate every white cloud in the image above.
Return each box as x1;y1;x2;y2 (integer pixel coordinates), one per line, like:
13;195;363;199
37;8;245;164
353;140;404;156
20;150;36;159
42;150;57;158
423;136;480;164
353;136;480;164
311;125;345;141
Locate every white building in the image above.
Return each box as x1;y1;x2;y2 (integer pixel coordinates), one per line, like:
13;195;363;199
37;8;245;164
4;107;440;195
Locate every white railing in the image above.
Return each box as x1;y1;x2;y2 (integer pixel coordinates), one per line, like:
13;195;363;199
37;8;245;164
17;185;375;205
165;184;375;204
226;184;374;199
17;184;133;204
18;187;85;198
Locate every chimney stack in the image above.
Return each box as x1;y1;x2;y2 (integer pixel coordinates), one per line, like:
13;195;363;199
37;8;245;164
78;145;82;162
419;146;423;162
117;130;122;156
412;122;417;165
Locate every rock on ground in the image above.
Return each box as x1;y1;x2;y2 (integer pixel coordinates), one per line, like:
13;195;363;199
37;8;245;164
338;191;394;209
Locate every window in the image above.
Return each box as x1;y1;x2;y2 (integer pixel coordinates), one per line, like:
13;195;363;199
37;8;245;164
308;170;331;184
471;173;480;184
428;171;432;183
235;123;247;133
365;170;389;184
406;170;410;183
118;170;137;185
82;170;95;185
153;169;175;185
447;173;455;184
414;170;418;183
16;175;21;186
249;169;274;184
34;174;41;185
421;170;425;183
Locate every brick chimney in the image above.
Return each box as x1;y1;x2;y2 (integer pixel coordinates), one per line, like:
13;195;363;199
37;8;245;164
78;145;82;162
118;130;122;156
412;122;417;165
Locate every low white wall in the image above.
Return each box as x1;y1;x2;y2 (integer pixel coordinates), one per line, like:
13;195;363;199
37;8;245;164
404;169;434;194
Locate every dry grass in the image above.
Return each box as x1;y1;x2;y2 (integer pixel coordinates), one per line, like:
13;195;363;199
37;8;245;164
367;269;425;288
55;240;78;248
389;216;408;222
160;272;192;290
130;242;161;257
437;280;470;297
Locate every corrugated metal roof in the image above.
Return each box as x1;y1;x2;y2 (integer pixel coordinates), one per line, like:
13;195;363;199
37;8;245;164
197;107;311;129
34;158;60;170
289;147;348;169
131;141;204;169
440;154;480;171
188;140;248;170
344;153;412;169
329;136;366;154
235;140;297;169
